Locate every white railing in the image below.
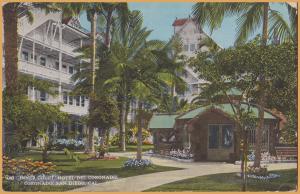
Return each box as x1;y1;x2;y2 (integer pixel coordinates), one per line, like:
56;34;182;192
19;60;72;84
60;104;88;116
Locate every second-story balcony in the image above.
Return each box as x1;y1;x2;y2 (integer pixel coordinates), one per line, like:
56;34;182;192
19;60;72;84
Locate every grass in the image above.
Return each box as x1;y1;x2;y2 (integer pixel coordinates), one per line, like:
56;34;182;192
108;144;154;152
4;152;179;192
145;168;297;192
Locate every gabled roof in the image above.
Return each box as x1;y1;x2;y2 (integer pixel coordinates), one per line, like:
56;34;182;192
177;103;277;120
172;17;197;26
148;114;178;129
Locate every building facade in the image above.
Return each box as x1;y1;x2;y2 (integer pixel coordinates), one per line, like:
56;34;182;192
11;10;95;147
149;103;280;162
172;17;210;102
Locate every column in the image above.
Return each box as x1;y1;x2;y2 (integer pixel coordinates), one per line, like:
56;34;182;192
32;30;36;64
58;22;63;102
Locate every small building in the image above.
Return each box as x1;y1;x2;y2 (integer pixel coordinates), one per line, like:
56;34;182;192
149;103;280;162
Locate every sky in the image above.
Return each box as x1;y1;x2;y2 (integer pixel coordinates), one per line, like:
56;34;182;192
80;3;290;48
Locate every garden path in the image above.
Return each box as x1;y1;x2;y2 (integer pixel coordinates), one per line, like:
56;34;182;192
69;152;296;192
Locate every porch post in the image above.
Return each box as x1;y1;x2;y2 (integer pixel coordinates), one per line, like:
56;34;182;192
58;22;63;102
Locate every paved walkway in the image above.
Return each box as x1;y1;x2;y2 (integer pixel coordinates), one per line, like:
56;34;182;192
70;152;297;192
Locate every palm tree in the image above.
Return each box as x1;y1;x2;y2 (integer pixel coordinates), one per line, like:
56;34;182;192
104;10;176;152
57;3;104;153
100;3;129;48
192;2;296;168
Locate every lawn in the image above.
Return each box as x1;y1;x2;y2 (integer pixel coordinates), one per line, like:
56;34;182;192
108;144;154;152
145;169;297;192
4;152;179;192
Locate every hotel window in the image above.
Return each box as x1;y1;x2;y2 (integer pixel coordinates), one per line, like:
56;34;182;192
63;92;68;104
30;54;37;63
184;44;189;51
81;96;85;107
62;64;67;73
22;51;29;61
55;62;59;70
208;125;219;149
190;44;195;52
69;66;74;74
208;124;233;149
222;125;233;148
69;96;73;105
40;57;46;66
76;96;80;106
40;91;46;101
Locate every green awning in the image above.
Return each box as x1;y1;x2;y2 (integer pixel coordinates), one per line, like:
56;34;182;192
177;103;276;120
149;114;178;129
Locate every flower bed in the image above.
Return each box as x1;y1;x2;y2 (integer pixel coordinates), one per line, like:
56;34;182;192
169;149;193;159
247;173;280;180
3;156;56;176
247;151;276;162
52;138;85;151
123;158;152;169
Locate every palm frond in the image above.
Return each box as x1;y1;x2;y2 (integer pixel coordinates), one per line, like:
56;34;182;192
269;9;294;44
235;3;264;45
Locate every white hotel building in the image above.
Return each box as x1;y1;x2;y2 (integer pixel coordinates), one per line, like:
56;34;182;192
7;10;94;146
4;11;214;146
172;17;210;102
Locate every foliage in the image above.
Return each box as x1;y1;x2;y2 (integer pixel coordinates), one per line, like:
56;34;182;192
3;91;68;154
63;148;81;164
190;39;296;131
129;127;151;143
87;95;119;130
192;3;296;44
123;158;152;169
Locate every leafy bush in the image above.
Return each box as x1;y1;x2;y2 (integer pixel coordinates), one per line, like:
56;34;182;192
52;138;85;151
123;158;152;169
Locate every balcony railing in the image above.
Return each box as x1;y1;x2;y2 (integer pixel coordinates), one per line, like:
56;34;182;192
19;60;72;84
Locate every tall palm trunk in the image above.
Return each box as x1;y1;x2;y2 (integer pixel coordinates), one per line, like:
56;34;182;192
87;12;98;153
253;2;269;167
136;100;143;160
4;3;18;97
105;9;113;48
120;96;127;151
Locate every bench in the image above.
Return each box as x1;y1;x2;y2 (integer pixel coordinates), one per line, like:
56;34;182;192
275;146;297;160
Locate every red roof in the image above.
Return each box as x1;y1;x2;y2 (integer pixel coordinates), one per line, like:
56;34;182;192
172;18;188;26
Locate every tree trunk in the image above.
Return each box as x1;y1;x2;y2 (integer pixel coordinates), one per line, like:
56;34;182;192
42;148;48;162
87;12;98;153
4;3;19;97
253;3;269;167
91;12;97;93
120;97;127;151
137;100;143;160
105;9;113;48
